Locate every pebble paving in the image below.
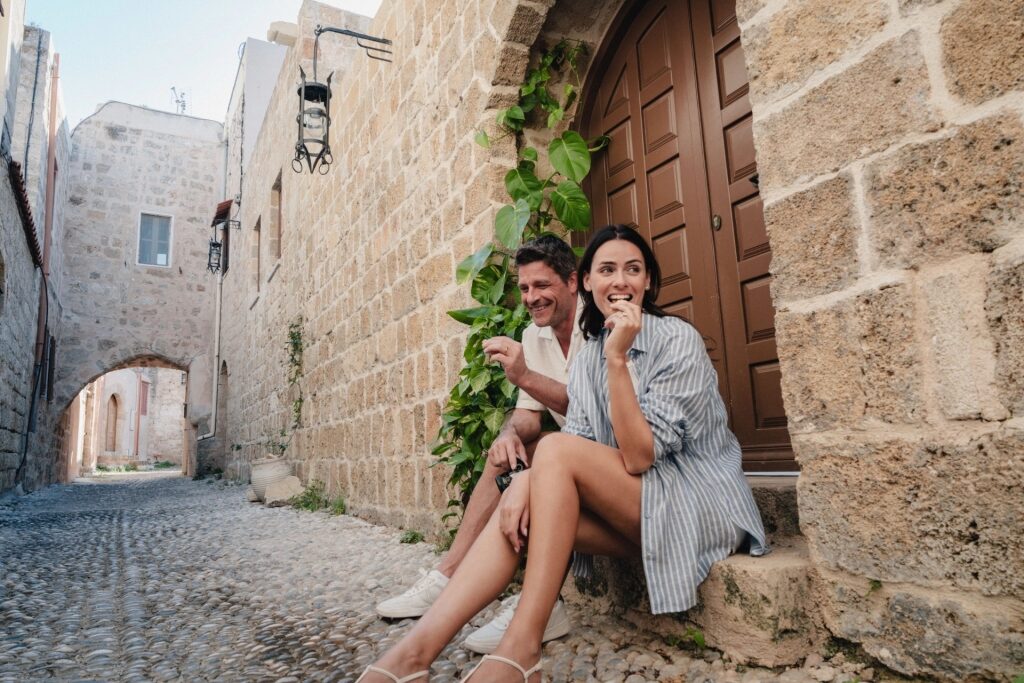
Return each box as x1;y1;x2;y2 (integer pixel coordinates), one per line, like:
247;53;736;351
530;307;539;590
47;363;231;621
0;473;887;682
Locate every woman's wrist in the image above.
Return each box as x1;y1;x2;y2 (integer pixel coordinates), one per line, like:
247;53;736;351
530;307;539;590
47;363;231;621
606;354;629;368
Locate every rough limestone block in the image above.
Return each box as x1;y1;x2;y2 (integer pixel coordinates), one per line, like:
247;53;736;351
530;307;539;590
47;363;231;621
867;115;1024;269
942;0;1024;104
754;32;935;188
567;542;821;667
855;285;923;423
776;283;921;432
764;174;860;302
797;429;1024;598
987;241;1024;417
921;258;1008;421
742;0;888;103
815;565;1024;680
264;476;304;507
776;303;866;433
691;540;823;667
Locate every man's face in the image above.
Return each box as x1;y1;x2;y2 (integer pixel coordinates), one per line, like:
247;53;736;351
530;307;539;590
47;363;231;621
517;261;578;328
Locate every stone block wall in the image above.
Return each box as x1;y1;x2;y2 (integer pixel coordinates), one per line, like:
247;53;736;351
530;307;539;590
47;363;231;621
216;0;562;532
0;174;41;492
738;0;1024;678
145;367;186;464
57;103;222;420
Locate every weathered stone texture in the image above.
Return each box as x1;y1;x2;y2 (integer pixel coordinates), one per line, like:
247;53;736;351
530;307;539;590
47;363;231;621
0;178;40;493
921;257;1008;421
868;114;1024;269
764;174;859;301
58;103;221;412
776;284;921;433
742;0;889;103
987;240;1024;417
754;32;936;188
942;0;1024;104
816;565;1024;680
798;429;1024;598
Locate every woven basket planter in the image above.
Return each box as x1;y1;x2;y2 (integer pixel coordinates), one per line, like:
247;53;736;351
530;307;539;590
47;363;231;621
250;457;292;501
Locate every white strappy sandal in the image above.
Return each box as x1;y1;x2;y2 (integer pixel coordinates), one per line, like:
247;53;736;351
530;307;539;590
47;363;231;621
459;654;542;682
355;665;429;682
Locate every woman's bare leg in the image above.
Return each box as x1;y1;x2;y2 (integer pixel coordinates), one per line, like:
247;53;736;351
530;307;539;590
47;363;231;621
466;433;642;681
360;507;520;681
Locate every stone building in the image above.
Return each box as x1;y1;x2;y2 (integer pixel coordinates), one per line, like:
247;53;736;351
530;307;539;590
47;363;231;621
57;366;188;478
56;101;223;477
0;11;72;494
205;0;1022;678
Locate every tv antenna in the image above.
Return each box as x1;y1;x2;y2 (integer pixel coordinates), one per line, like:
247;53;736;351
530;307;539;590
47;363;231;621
170;87;187;114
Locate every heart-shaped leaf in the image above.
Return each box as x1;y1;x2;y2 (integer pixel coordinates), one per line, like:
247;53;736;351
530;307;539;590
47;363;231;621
456;243;493;284
550;180;591;230
504;167;543;209
549;131;590;182
495;199;532;249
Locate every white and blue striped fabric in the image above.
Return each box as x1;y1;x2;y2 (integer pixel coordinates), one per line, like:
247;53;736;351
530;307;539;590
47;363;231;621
563;313;769;614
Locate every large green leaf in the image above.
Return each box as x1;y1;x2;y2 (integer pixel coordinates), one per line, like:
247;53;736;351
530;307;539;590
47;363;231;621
455;243;493;284
504;167;543;209
495;199;531;249
497;105;525;131
471;265;502;305
549;131;590;182
550;180;591;230
447;305;497;325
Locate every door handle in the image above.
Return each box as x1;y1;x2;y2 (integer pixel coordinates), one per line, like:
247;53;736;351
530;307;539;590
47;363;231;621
711;214;722;231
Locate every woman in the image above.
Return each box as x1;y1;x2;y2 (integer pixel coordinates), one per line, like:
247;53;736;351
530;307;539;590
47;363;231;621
359;225;768;682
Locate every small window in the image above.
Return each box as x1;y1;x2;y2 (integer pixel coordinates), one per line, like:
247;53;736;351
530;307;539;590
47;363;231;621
271;173;282;261
253;218;262;292
138;213;172;266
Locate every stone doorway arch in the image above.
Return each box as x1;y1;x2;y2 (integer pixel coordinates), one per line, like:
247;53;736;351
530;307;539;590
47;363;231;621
56;353;192;480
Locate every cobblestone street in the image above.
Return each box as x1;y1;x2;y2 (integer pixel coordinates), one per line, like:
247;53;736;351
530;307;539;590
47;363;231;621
0;474;874;682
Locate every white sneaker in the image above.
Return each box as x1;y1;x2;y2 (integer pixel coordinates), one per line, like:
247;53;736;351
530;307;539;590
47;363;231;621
463;594;572;654
376;569;449;618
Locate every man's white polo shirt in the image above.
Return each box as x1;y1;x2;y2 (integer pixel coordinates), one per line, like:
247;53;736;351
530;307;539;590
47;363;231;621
515;302;584;426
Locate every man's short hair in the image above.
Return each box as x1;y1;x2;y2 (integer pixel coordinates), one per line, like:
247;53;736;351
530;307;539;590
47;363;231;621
514;235;577;282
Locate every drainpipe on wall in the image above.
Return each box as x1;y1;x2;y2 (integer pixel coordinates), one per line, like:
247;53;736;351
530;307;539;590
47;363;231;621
197;269;223;442
198;130;231;445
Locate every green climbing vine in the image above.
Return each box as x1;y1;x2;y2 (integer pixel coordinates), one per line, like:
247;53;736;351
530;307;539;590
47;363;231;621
433;40;607;519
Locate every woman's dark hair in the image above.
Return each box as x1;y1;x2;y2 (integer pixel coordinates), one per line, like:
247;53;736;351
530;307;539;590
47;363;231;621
514;234;577;283
577;224;671;339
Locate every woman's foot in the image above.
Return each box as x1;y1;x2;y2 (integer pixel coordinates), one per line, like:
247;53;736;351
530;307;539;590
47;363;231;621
358;647;431;682
462;639;541;682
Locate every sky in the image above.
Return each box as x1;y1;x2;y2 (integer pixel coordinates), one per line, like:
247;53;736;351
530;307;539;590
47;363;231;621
25;0;384;129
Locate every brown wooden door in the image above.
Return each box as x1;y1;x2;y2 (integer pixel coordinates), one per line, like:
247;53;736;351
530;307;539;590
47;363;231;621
581;0;793;470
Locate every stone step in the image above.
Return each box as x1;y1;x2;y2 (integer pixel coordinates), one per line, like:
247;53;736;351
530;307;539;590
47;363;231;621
563;478;823;667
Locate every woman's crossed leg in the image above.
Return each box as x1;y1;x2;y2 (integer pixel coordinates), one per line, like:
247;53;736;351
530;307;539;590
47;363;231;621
361;433;641;682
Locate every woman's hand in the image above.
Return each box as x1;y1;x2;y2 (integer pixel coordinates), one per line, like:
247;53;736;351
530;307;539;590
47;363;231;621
603;300;642;360
498;472;530;553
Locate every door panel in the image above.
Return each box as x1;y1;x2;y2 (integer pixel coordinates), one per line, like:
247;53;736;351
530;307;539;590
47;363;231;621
581;0;793;470
690;0;793;468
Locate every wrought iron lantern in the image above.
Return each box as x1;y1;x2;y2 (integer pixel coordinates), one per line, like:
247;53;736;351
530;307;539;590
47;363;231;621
292;25;393;175
207;237;222;273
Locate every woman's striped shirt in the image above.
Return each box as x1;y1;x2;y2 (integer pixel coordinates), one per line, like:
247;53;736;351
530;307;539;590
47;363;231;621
563;313;769;614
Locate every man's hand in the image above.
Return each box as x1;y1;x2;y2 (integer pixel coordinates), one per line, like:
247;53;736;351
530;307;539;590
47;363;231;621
488;430;528;471
482;336;529;386
498;473;530;553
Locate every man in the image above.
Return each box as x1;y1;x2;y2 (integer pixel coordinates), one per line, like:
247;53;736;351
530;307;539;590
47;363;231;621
376;235;583;654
